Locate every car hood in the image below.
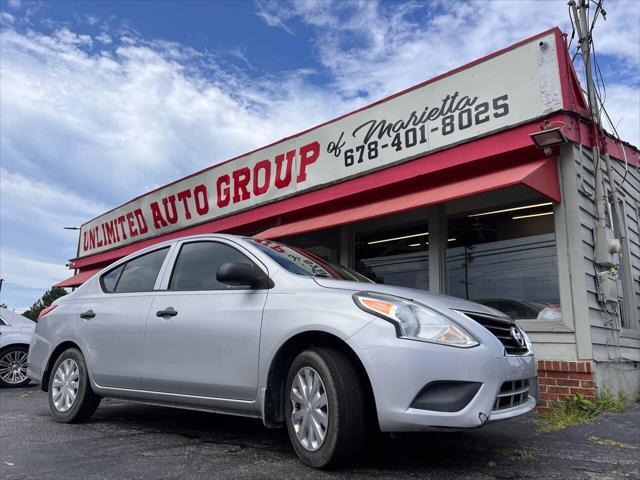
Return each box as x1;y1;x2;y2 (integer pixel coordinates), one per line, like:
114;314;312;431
312;277;506;318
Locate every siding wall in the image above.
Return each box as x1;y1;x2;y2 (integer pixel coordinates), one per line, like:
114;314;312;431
572;143;640;364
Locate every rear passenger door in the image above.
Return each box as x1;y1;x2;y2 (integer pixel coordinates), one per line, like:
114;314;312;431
141;240;268;400
77;246;171;389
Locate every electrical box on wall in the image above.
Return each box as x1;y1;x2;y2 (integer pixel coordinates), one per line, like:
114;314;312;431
596;271;619;308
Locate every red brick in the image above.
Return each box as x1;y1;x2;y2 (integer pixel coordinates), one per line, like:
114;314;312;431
570;362;578;372
539;377;557;385
556;379;580;387
537;360;545;369
580;381;596;388
585;362;593;373
568;372;593;381
548;386;570;394
553;361;561;372
540;392;554;400
570;387;596;395
549;371;570;379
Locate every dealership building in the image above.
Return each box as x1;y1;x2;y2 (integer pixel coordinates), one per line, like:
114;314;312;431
56;28;640;407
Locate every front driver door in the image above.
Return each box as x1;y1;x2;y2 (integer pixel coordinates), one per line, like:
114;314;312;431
141;240;268;400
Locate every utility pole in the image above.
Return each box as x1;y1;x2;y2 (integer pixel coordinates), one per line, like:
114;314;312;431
569;0;635;331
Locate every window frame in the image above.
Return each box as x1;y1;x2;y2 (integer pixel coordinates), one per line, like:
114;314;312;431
162;239;269;293
99;245;172;294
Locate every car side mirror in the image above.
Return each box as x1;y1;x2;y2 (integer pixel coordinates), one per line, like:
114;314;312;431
217;262;273;289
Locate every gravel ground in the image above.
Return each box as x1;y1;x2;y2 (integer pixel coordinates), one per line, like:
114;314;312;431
0;385;638;479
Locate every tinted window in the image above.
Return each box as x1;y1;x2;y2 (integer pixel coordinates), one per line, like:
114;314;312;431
169;242;254;291
101;264;124;293
111;248;169;293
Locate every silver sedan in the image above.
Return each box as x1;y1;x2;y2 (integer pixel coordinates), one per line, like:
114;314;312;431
0;307;35;388
28;234;538;468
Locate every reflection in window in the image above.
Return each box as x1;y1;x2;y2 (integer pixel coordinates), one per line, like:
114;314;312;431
447;202;561;320
355;226;429;290
169;242;252;291
113;247;169;293
280;228;341;263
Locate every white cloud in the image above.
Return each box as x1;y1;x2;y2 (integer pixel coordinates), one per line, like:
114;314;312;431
0;26;344;210
0;168;106;233
1;11;15;24
599;83;640;150
7;0;21;10
0;250;71;290
255;0;639;146
96;32;112;44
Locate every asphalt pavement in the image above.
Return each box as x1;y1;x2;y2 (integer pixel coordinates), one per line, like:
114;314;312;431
0;385;638;479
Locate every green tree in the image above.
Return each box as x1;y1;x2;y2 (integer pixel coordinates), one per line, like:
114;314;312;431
23;287;67;321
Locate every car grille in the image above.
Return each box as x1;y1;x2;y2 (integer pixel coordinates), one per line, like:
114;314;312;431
462;312;529;355
493;379;531;412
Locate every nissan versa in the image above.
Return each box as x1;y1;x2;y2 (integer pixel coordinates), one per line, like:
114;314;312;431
28;234;538;468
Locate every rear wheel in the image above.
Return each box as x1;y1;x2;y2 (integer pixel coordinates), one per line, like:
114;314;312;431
48;348;101;423
284;347;365;468
0;345;30;388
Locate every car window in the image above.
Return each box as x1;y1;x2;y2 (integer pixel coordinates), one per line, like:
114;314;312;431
248;239;372;282
101;264;125;293
0;316;6;326
101;247;169;293
169;242;255;291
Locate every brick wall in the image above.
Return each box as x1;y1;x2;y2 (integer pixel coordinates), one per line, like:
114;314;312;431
537;360;596;411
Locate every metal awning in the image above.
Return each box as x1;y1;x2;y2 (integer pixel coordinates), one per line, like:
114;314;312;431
256;157;560;239
54;268;101;288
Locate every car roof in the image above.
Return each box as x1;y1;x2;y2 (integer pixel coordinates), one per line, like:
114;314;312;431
0;307;35;326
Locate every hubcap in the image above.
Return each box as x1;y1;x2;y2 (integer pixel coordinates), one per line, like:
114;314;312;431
51;359;79;412
0;349;28;385
290;366;329;451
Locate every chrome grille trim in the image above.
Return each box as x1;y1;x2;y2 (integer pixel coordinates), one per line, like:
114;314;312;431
458;311;530;355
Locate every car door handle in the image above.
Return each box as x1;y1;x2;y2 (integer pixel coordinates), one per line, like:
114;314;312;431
156;307;178;318
80;309;95;319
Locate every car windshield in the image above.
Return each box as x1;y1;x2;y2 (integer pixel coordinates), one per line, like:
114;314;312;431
249;238;373;282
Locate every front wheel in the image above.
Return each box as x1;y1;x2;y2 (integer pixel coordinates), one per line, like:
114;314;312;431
48;348;101;423
0;345;30;388
285;347;365;468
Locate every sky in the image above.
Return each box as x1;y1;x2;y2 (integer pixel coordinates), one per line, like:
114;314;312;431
1;0;639;311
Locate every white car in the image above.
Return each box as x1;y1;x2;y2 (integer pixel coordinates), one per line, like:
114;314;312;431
0;307;35;388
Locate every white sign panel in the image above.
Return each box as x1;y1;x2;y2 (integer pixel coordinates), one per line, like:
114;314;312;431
78;32;563;258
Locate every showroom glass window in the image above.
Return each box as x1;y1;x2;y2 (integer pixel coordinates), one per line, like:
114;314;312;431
280;228;341;263
446;200;560;320
169;242;254;290
355;219;429;290
101;247;169;293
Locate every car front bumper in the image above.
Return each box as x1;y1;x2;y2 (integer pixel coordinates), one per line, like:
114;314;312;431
347;319;539;432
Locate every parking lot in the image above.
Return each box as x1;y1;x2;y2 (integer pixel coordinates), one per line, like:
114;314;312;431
0;386;638;479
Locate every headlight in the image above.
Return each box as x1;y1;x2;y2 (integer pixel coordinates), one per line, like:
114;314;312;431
353;292;478;348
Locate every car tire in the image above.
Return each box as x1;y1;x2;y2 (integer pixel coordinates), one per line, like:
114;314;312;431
47;348;101;423
0;345;31;388
284;347;365;469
